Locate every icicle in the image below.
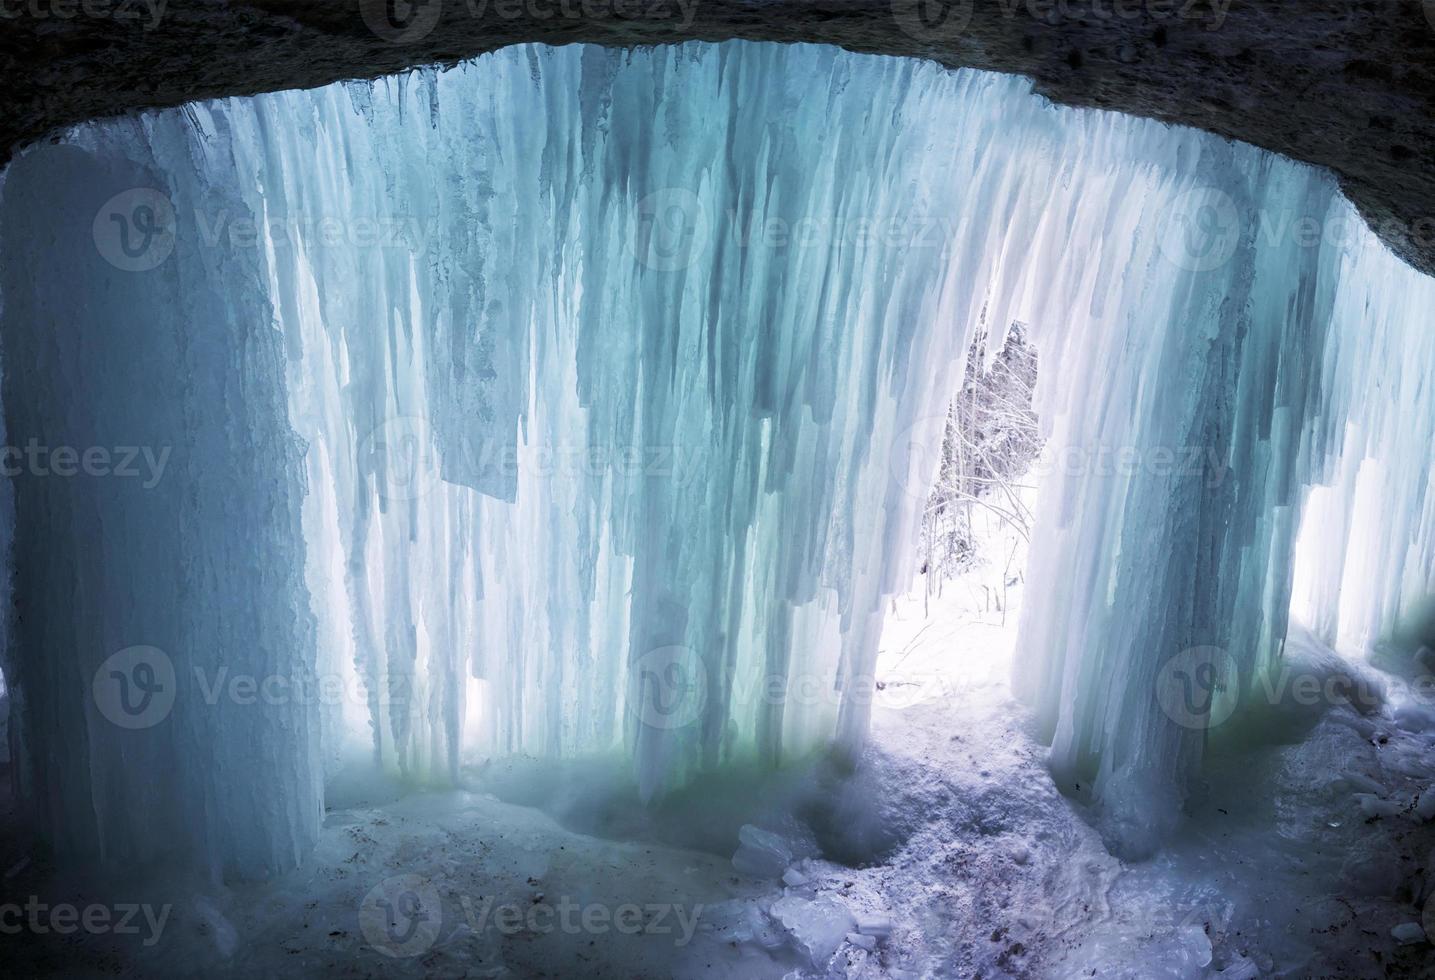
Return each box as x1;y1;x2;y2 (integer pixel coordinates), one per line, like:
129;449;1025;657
2;42;1433;874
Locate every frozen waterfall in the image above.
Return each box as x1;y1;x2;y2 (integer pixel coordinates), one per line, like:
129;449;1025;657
1;42;1431;876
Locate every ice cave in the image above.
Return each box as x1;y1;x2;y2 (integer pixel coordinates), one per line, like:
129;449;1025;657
2;8;1435;980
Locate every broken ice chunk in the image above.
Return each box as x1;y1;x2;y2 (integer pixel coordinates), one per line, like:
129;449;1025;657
1395;703;1435;734
772;894;857;968
1416;787;1435;822
1177;924;1214;971
1355;793;1404;819
1415;646;1435;673
1339;850;1402;897
1391;922;1426;945
846;932;877;951
782;868;809;888
732;824;793;878
1339;770;1384;795
853;912;893;938
1212;955;1261;980
703;899;787;949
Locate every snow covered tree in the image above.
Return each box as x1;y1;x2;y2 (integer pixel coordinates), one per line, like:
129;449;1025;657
920;325;1040;582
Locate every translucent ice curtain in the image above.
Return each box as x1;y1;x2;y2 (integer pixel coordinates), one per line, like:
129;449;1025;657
0;42;1431;876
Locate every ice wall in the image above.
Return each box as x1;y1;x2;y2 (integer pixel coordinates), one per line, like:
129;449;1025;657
1289;241;1435;655
0;42;1431;873
212;45;999;797
0;143;320;877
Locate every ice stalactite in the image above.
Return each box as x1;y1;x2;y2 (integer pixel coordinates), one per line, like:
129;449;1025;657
2;45;993;874
225;44;1002;794
1289;237;1435;656
0;42;1432;874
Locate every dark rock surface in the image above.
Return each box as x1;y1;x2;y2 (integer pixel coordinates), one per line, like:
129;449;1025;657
3;1;1435;274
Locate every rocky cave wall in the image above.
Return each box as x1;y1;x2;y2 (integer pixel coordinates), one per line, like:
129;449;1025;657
3;1;1435;273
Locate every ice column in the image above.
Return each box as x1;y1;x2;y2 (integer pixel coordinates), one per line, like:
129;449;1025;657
0;139;320;877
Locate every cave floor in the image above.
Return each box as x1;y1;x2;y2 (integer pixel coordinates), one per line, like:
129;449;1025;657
6;552;1435;978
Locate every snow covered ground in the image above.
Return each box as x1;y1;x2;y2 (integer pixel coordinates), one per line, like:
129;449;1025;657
860;509;1435;979
5;505;1435;978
